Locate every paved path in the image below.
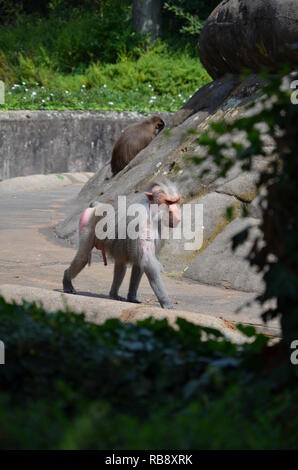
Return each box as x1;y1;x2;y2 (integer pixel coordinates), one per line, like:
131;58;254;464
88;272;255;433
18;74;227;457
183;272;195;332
0;182;280;336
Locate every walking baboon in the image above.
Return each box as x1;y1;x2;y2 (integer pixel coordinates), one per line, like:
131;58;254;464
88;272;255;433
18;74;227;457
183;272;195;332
63;180;181;309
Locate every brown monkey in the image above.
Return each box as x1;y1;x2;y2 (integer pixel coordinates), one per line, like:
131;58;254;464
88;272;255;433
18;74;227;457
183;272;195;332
63;180;181;309
111;116;165;175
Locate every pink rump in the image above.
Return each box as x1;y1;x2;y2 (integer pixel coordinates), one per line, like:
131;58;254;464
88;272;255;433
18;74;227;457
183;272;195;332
79;208;93;232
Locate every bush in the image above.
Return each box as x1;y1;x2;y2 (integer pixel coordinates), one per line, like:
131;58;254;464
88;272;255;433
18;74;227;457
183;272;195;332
0;2;211;111
1;43;209;112
163;0;220;37
0;297;296;449
0;3;138;71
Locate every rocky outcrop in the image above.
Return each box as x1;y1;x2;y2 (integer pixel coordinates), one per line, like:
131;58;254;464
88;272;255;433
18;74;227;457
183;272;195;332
184;218;263;292
198;0;298;79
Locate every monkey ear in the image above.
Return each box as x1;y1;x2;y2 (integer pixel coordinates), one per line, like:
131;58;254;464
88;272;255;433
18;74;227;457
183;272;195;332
145;192;154;202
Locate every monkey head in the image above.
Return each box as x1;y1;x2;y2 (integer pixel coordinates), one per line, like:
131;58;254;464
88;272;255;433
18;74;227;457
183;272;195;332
150;116;165;136
145;181;181;228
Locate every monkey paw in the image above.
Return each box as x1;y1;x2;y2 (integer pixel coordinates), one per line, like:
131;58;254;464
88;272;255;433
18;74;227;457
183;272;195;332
63;286;77;294
63;277;77;295
127;296;142;304
109;294;126;302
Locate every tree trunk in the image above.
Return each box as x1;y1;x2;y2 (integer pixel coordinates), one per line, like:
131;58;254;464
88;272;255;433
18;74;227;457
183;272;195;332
132;0;162;41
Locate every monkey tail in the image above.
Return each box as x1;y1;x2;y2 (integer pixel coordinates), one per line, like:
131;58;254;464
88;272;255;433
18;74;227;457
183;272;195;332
101;247;107;266
88;251;92;267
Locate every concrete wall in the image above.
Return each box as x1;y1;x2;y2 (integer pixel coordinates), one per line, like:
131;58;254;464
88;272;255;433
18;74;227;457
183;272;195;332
0;110;157;180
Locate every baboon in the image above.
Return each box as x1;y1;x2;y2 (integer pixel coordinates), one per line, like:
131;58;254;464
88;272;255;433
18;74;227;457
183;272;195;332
111;116;165;175
63;180;181;309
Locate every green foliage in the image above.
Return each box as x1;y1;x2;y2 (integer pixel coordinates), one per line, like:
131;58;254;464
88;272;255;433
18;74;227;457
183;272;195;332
194;70;298;346
61;388;297;450
0;297;297;449
164;2;203;37
0;43;210;112
0;4;138;71
0;0;213;111
163;0;220;37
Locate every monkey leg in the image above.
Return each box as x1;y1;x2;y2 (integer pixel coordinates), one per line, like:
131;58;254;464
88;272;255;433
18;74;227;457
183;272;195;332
63;228;94;294
127;264;143;303
109;262;127;301
143;259;173;309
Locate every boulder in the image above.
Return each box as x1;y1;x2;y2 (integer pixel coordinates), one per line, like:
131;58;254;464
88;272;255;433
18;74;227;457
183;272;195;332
184;218;264;293
198;0;298;79
159;192;242;273
212;170;259;203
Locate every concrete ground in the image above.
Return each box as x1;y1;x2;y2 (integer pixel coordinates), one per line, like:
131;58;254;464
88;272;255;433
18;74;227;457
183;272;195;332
0;179;280;336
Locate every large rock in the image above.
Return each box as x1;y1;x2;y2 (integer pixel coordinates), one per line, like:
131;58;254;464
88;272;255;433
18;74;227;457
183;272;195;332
159;192;242;273
0;284;252;343
198;0;298;79
184;218;264;292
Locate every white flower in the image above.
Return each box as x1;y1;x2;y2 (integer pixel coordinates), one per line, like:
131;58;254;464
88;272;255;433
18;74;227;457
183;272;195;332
108;101;114;105
81;84;86;88
25;88;29;92
50;93;54;96
103;84;107;88
65;90;70;94
31;91;37;97
42;99;45;103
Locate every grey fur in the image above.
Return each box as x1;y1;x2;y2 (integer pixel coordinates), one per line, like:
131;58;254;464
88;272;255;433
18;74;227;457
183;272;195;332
63;180;180;308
